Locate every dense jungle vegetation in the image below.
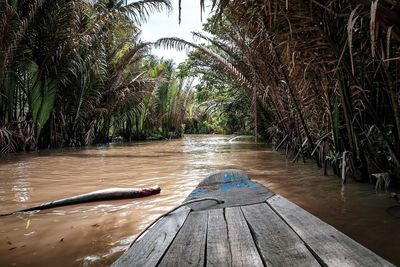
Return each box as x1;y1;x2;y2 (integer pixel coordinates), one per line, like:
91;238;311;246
1;0;399;185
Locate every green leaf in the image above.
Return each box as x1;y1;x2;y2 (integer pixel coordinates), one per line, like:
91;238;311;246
30;63;57;139
36;80;56;138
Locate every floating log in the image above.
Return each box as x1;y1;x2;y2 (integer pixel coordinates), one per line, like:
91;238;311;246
113;170;394;267
0;186;161;216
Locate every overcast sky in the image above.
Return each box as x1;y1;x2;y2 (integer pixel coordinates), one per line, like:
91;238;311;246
140;1;211;64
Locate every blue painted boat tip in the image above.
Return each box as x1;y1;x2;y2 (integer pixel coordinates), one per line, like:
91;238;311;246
223;173;234;182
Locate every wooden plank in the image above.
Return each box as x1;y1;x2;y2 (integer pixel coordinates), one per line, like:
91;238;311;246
267;195;394;267
158;210;208;267
241;203;320;266
224;207;264;267
206;209;231;267
112;207;190;267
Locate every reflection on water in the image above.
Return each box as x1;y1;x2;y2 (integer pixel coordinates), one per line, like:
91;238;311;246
11;162;32;203
0;135;399;266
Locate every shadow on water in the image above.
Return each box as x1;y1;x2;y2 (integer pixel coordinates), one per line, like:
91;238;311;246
0;135;399;266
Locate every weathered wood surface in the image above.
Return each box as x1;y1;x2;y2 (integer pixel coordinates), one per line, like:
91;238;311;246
267;195;394;267
241;203;320;266
185;169;274;210
112;207;190;267
206;209;231;267
114;170;394;267
158;210;208;267
224;207;264;266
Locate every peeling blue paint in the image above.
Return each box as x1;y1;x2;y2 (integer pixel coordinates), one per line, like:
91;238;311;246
187;173;264;201
218;180;261;191
223;173;234;182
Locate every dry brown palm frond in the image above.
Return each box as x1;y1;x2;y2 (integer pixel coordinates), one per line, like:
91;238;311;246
0;127;16;154
385;26;393;68
370;0;379;60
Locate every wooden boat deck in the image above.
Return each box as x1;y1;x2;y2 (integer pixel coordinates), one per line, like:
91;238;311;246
113;170;394;267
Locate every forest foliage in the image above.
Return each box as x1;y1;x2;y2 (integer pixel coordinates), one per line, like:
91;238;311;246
0;0;195;151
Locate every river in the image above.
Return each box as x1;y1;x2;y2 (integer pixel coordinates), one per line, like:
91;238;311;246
0;135;399;266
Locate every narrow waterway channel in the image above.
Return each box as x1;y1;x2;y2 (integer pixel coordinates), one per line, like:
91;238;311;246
0;135;399;266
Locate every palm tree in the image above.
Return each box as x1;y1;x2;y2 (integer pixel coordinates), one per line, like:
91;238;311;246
0;0;171;151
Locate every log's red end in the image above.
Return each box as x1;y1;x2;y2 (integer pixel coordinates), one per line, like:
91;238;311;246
140;185;161;197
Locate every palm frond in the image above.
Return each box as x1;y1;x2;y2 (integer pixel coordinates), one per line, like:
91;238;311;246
155;37;257;94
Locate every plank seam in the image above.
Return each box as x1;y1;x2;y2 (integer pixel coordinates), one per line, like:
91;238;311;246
265;199;326;267
239;206;267;267
264;192;275;201
154;210;192;267
203;211;209;267
222;208;233;266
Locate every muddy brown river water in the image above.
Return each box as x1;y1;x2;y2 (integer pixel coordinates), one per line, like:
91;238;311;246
0;135;399;266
